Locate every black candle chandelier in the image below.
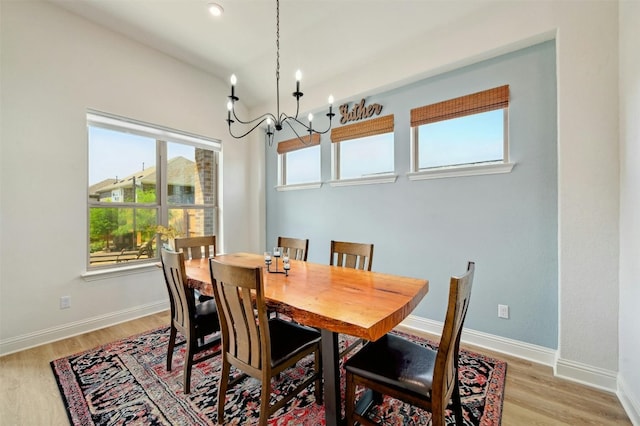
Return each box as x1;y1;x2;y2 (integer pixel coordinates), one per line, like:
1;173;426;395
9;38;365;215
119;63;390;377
226;0;335;146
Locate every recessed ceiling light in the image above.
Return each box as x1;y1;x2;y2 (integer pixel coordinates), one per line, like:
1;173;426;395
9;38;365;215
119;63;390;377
208;3;224;17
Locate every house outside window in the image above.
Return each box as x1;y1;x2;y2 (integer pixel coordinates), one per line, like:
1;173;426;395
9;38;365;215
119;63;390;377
87;111;220;269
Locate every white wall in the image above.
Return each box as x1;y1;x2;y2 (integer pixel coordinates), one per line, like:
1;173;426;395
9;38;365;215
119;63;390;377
618;1;640;423
0;1;258;353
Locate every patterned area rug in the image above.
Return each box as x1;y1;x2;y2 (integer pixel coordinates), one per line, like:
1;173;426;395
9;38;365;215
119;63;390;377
51;326;506;425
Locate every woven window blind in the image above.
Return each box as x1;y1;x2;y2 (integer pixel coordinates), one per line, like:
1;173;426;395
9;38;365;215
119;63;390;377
330;114;394;143
410;85;509;127
276;133;321;154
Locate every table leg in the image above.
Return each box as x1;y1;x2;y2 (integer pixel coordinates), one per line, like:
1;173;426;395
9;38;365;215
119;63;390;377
321;329;341;426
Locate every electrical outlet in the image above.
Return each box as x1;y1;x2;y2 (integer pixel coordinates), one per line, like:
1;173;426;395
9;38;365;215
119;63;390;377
60;296;71;309
498;304;509;319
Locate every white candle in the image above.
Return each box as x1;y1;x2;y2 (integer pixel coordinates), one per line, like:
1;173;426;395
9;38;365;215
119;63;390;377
283;256;289;263
283;262;290;270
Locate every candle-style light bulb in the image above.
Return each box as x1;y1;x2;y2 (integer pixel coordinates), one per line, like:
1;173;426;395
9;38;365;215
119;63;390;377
328;95;334;105
295;69;302;93
308;113;313;123
230;74;237;98
227;101;233;121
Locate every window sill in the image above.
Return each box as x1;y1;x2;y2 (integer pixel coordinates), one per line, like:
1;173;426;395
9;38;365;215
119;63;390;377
275;182;322;192
328;174;398;187
407;162;515;181
82;261;160;282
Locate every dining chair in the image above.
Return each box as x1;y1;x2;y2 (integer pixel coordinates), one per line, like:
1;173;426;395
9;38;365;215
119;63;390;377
330;240;374;356
270;236;310;319
174;235;216;260
209;258;323;426
174;235;216;302
277;236;309;261
330;240;374;271
160;249;221;394
343;262;475;426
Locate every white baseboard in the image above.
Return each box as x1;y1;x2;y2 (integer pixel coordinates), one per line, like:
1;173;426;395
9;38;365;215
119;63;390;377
0;300;169;357
401;314;629;397
400;314;557;366
555;358;618;392
618;377;640;426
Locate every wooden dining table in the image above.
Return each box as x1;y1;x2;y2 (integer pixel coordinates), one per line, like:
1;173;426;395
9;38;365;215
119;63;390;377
184;252;429;426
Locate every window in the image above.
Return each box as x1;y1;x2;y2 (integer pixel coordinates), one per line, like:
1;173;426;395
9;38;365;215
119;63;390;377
409;85;514;180
277;133;321;189
87;111;220;269
337;133;394;179
330;114;397;186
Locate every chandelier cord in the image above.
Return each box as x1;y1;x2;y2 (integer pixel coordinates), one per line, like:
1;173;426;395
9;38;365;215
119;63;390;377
275;0;280;122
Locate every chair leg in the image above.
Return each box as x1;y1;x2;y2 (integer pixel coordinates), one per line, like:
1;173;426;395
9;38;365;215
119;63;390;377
183;339;195;394
431;398;447;426
217;359;231;423
167;325;177;371
259;379;272;426
345;372;356;425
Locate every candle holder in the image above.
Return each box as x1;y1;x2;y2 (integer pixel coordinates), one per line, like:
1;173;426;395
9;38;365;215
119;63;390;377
265;248;289;276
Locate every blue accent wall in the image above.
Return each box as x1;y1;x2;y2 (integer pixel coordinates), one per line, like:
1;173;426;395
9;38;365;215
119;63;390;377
265;41;557;349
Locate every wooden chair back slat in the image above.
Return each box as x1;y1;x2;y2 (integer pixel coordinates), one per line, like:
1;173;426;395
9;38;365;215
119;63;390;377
277;236;309;261
175;235;216;260
161;250;195;329
211;261;266;370
434;262;475;405
330;240;374;271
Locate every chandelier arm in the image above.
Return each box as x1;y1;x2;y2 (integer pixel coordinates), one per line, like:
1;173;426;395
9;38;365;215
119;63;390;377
282;112;335;137
281;119;314;144
231;107;276;126
281;114;311;131
228;117;271;139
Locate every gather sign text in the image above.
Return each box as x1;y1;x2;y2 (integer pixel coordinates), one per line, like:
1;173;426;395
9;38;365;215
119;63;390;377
339;99;383;125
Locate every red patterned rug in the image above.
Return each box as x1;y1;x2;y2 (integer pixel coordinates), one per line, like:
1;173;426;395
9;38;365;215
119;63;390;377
51;326;506;425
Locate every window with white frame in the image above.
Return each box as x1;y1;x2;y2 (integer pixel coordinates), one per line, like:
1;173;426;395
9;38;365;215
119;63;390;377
277;133;321;187
87;111;220;269
410;85;513;179
330;114;396;184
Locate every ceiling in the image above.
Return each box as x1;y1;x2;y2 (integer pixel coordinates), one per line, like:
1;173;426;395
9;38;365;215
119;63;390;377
49;0;493;109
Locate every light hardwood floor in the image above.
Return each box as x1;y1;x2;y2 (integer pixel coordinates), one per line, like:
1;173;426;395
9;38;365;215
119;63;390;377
0;311;631;425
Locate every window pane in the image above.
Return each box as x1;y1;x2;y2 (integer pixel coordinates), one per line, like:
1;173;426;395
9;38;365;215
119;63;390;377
88;126;156;203
87;113;219;270
169;208;215;238
167;143;215;206
89;207;157;266
285;145;321;184
339;133;394;179
418;109;504;169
